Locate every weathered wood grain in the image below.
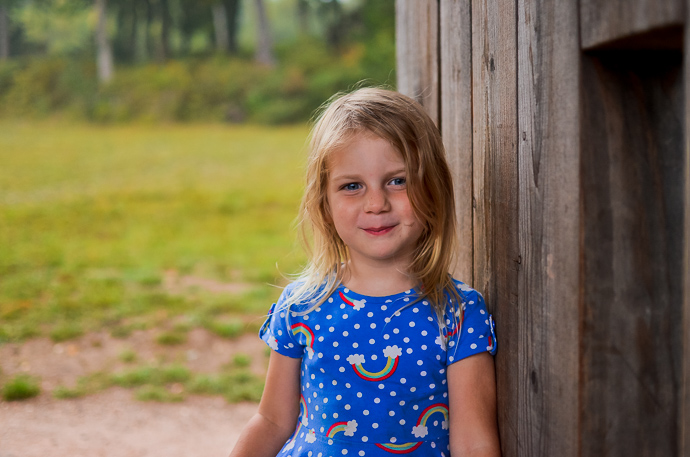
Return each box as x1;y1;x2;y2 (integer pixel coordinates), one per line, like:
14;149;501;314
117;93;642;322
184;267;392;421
580;0;684;49
398;2;688;456
580;50;684;456
516;1;580;455
470;0;519;455
395;0;439;125
440;0;473;285
682;2;690;453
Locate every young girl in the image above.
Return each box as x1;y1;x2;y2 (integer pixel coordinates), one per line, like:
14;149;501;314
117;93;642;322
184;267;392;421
230;88;500;457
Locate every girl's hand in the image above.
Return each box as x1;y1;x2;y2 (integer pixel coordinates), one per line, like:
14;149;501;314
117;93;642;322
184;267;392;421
447;352;502;457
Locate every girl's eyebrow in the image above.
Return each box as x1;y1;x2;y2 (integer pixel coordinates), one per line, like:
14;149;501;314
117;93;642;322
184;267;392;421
330;168;406;181
330;173;361;181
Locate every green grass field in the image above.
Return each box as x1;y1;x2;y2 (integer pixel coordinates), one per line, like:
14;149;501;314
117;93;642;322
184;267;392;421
0;121;309;344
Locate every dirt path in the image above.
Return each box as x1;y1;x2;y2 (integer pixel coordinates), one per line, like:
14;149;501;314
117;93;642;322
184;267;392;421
0;389;258;457
0;329;267;456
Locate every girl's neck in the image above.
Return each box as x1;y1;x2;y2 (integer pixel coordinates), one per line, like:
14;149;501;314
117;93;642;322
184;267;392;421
341;260;417;297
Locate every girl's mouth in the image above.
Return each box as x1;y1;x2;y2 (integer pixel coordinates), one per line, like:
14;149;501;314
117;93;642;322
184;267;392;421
363;226;395;235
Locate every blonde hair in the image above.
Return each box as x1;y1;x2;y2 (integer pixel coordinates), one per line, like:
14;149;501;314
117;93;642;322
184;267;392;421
286;87;460;321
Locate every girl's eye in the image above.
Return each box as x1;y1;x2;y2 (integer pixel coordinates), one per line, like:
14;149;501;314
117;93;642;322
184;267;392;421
342;182;361;191
389;177;406;186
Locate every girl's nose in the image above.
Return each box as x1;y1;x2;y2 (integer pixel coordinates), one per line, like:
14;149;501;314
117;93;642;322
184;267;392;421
364;189;390;213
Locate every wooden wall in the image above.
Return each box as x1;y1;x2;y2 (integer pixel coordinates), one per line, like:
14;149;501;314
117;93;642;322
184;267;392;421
396;1;689;455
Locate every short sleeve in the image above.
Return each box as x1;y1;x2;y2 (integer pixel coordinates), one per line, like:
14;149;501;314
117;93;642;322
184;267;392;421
445;282;497;365
258;284;306;359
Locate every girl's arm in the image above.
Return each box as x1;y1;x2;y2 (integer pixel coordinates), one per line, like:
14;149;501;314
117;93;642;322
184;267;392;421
229;350;301;457
447;352;502;457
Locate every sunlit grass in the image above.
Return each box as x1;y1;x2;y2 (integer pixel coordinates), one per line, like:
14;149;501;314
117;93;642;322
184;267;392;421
51;360;264;403
118;348;138;363
0;121;309;343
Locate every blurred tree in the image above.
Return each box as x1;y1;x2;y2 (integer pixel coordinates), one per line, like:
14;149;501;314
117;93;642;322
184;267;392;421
95;0;114;82
211;1;229;52
296;0;394;54
14;0;92;56
224;0;240;54
296;0;308;35
346;0;395;80
159;0;170;60
0;3;9;59
349;0;395;43
176;0;210;56
253;0;274;66
136;0;169;61
207;0;241;55
317;0;345;50
112;0;135;62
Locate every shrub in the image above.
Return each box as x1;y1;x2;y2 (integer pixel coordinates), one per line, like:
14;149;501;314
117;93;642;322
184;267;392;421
160;365;192;383
119;349;138;363
2;374;41;401
205;319;244;339
0;39;393;124
156;330;187;345
50;323;84;342
135;385;184;402
53;385;83;399
233;353;251;368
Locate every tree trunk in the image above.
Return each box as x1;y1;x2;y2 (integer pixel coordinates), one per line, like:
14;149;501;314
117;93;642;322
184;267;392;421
324;0;345;50
159;0;170;61
115;1;137;63
225;0;240;54
144;0;154;60
296;0;309;34
253;0;275;66
0;5;10;60
212;2;229;53
96;0;114;83
129;3;138;61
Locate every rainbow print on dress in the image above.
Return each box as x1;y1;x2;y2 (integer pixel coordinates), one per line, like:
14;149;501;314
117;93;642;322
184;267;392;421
339;291;366;310
346;345;401;381
291;323;315;358
326;420;358;443
411;403;449;438
374;442;423;454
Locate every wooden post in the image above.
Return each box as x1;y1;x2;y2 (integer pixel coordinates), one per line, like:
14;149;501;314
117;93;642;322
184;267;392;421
469;1;520;453
515;1;580;455
439;0;473;283
395;0;439;125
397;1;688;455
682;1;690;453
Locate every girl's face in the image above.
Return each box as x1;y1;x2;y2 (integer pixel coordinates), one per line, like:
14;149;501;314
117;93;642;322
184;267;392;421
326;134;424;271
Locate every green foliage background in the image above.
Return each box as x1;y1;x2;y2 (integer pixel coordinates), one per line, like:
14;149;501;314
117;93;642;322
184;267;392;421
0;37;394;124
0;0;396;124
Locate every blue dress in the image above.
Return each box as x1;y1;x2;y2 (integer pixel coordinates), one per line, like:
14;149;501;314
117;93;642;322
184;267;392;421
259;279;496;457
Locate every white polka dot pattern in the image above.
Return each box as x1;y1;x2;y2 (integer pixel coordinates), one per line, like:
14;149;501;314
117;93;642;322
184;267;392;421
259;279;496;457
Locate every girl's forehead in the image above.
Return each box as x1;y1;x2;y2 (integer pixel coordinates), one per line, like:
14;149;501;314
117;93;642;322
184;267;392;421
325;132;404;168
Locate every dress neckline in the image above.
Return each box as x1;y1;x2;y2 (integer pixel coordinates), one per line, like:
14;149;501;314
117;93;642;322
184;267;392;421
336;283;420;303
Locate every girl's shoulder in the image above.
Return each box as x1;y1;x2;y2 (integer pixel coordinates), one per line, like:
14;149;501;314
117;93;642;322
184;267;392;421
275;278;335;312
448;277;485;305
450;277;479;293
